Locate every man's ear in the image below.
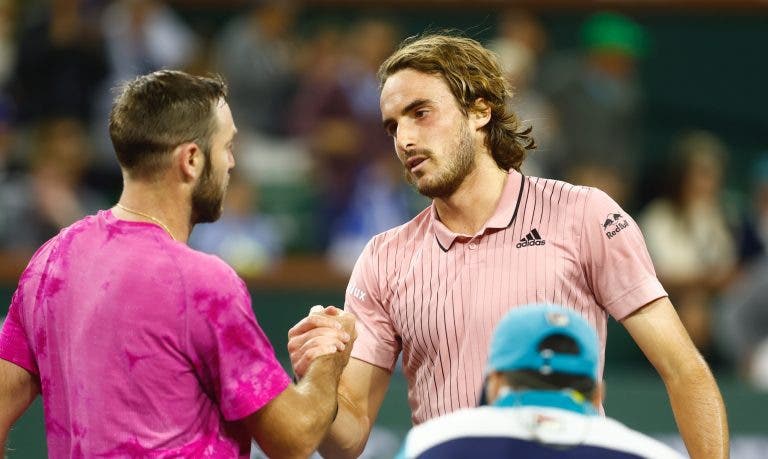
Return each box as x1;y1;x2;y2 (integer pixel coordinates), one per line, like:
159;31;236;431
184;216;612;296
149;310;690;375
485;372;505;404
177;142;205;182
591;381;605;408
470;98;492;130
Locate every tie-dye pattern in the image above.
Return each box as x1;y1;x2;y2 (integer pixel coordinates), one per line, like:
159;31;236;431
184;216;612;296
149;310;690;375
0;210;291;457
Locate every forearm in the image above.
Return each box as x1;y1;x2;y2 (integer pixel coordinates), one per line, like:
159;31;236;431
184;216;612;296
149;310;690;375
290;354;346;450
318;392;371;459
251;353;346;459
665;359;729;459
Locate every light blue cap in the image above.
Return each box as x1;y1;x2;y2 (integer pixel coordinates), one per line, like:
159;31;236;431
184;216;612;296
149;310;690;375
486;304;599;379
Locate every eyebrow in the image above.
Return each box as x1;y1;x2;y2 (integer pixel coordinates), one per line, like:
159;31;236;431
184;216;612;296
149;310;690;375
382;98;431;128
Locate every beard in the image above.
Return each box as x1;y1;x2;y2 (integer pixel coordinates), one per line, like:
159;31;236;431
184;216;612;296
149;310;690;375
405;122;476;199
191;153;226;224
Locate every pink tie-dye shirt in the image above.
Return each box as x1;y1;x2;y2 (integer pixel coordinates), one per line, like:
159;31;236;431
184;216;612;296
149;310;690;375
0;210;291;457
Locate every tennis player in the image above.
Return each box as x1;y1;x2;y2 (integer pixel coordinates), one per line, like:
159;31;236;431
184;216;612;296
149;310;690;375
288;34;728;459
0;70;355;458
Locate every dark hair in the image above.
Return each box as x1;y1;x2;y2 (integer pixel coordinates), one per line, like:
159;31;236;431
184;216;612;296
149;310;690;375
500;333;596;398
378;33;535;171
109;70;228;179
663;130;727;208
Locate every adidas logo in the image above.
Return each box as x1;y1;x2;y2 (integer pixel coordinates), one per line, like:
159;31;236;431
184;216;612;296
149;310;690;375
516;228;546;248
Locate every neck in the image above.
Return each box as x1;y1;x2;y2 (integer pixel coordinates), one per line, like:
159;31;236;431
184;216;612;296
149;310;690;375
433;159;508;235
493;389;597;415
114;180;193;243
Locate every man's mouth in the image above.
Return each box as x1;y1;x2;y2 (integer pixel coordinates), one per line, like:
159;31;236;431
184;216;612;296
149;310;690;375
405;156;427;171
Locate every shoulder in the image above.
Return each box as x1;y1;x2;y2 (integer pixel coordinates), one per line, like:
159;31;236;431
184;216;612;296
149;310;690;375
403;407;530;455
171;244;243;287
585;416;685;458
365;206;432;255
524;175;592;208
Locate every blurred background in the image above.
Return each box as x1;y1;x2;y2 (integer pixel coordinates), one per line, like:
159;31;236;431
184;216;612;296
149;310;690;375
1;0;767;457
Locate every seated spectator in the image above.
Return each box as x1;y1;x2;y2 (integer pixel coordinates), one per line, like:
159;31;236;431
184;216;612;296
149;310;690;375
10;0;108;125
543;11;648;204
639;130;737;353
397;304;684;459
327;155;423;273
189;172;284;277
0;117;106;253
213;0;299;136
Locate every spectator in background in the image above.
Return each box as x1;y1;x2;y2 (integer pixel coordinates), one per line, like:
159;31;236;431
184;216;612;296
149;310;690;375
214;0;299;136
327;154;423;273
0;117;106;253
734;153;768;264
0;0;18;92
289;19;400;250
9;0;108;125
717;153;768;390
93;0;200;173
101;0;199;85
640;130;737;354
543;12;647;205
719;255;768;391
189;172;284;277
489;10;562;178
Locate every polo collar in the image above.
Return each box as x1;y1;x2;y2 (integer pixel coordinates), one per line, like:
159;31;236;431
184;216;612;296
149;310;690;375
432;169;526;252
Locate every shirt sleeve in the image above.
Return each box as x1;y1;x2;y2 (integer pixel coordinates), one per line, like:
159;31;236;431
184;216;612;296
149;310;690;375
345;238;400;371
580;188;667;320
185;264;291;421
0;285;38;374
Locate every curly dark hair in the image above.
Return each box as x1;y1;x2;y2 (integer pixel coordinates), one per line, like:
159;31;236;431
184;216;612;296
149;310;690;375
378;33;535;171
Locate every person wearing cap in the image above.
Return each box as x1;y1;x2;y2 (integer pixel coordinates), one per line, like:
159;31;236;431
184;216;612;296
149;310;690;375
398;304;685;459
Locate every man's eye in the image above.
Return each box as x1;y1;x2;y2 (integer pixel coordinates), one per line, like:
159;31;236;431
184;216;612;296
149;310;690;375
415;110;427;118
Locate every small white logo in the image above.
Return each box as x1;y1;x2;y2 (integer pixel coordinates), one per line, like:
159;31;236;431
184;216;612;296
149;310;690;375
546;311;570;327
347;283;367;302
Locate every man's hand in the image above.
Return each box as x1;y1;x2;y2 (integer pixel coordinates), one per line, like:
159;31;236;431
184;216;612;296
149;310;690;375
288;305;356;379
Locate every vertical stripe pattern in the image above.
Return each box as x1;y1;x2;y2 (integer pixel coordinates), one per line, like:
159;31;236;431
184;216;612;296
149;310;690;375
346;170;666;424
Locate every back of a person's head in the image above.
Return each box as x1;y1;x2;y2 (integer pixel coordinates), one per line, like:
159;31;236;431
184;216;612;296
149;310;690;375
108;70;228;180
378;33;535;171
484;304;599;400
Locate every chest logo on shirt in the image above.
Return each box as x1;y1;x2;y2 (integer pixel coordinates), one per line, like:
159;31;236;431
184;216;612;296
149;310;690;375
516;228;546;248
602;212;630;239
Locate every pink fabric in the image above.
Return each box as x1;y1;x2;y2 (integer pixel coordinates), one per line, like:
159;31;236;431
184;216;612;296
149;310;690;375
345;170;666;424
0;210;291;457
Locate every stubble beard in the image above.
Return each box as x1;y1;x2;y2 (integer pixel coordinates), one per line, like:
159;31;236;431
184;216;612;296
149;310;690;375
406;123;476;199
191;152;226;224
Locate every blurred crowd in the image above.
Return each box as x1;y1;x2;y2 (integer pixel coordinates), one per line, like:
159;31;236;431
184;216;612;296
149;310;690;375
0;0;767;388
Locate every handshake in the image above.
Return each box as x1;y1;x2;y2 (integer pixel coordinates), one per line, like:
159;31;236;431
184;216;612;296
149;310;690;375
288;305;357;379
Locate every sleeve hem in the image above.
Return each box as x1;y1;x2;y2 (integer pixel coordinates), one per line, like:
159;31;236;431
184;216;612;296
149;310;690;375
351;347;397;372
0;354;38;375
604;278;668;321
224;371;292;421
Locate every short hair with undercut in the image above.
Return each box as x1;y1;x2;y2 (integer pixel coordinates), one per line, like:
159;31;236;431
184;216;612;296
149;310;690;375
109;70;228;179
378;33;535;171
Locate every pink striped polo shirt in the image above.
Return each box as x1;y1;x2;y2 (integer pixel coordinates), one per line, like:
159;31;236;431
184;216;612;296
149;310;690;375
345;169;666;424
